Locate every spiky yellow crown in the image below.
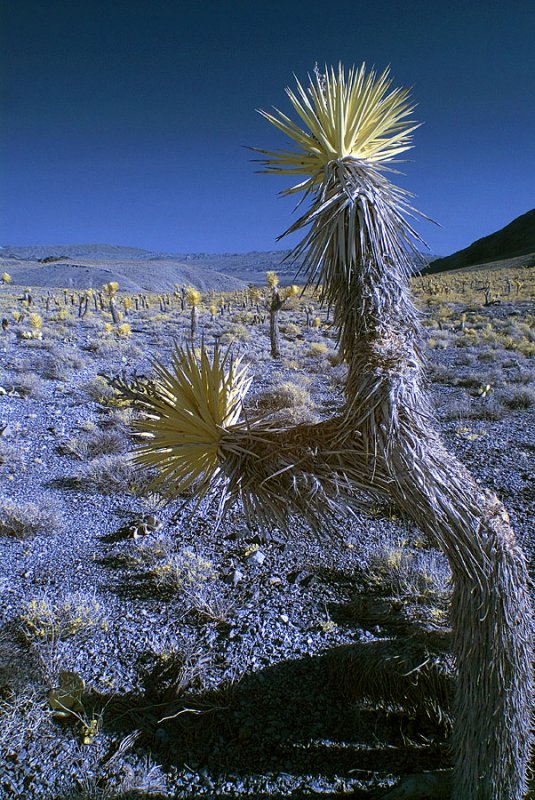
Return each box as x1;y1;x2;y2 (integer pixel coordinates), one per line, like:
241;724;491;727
135;344;251;499
257;63;418;193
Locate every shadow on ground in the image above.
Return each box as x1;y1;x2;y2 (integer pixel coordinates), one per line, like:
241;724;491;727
74;641;451;798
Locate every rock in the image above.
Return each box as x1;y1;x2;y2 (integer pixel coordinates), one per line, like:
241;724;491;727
247;550;266;566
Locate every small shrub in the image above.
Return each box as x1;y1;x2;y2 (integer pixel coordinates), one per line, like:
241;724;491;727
500;386;535;410
152;549;231;622
219;324;251;344
11;371;45;398
308;341;329;357
28;313;43;330
281;322;301;336
0;499;61;538
41;348;84;380
117;322;132;337
254;380;317;423
367;540;450;600
81;375;124;405
60;429;127;460
77;454;137;494
19;592;108;644
0;440;22;471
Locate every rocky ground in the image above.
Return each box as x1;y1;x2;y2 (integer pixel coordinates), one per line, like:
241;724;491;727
0;282;533;799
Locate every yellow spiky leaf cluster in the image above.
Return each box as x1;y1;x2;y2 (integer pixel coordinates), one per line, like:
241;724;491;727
257;63;418;193
266;271;279;288
135;343;251;498
185;287;202;306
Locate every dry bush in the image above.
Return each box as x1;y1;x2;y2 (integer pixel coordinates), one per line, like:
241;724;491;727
76;454;138;494
40;348;84;380
151;549;232;623
19;591;109;644
60;429;128;460
0;499;61;538
366;538;451;601
0;687;53;760
81;375;124;405
0;439;22;471
253;379;318;423
500;386;535;410
10;371;46;398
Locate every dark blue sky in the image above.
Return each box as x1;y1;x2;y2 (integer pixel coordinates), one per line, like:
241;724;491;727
1;0;534;256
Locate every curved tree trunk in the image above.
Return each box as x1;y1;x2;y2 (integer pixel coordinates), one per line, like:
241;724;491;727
344;331;533;799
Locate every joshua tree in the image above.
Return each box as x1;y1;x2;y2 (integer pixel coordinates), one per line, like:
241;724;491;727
132;65;532;798
102;281;121;324
185;287;202;341
265;271;299;358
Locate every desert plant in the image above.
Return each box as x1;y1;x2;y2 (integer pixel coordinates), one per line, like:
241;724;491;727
0;498;61;538
254;379;317;423
19;592;108;644
129;65;532;798
185;286;202;340
265;273;300;358
102;281;121;324
151;548;230;621
77;454;138;494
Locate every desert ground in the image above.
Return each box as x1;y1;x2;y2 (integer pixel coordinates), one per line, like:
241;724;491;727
0;259;533;799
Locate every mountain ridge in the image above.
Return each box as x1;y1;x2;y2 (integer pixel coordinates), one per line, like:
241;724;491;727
425;208;535;274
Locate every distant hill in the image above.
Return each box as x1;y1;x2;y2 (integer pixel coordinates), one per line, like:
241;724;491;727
1;243;436;289
425;208;535;274
0;244;154;261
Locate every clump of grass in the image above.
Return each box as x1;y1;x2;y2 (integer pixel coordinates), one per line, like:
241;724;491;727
254;379;318;423
0;499;61;538
219;323;251;344
19;592;109;644
116;322;132;337
70;756;167;799
11;371;45;398
77;454;138;494
0;688;53;759
367;538;451;601
307;341;329;357
151;549;231;622
281;322;301;336
41;348;84;380
0;440;22;471
500;386;535;410
81;375;126;405
60;429;127;460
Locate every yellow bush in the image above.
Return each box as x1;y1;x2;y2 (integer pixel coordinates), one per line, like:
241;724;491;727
308;341;329;356
117;322;132;337
29;313;42;330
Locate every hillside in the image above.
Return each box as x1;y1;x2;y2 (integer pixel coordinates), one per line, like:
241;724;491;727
0;244;294;291
0;251;248;294
426;208;535;274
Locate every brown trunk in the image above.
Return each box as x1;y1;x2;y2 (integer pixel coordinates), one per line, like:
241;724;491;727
269;289;284;359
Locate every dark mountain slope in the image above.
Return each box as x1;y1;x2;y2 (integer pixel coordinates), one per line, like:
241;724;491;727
426;208;535;274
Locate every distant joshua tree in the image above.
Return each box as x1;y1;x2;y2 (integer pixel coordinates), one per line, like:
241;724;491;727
131;65;532;798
